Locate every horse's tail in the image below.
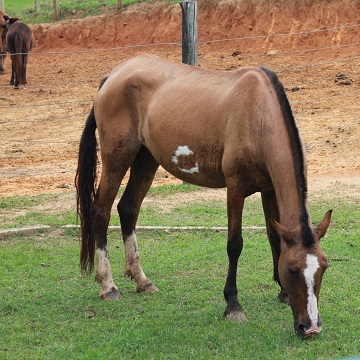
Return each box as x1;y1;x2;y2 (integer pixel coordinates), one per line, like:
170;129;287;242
14;32;23;85
75;106;98;273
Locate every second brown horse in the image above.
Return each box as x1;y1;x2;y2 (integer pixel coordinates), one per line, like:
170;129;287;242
4;18;34;88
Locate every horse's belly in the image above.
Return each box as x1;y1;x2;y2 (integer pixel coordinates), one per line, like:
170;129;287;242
162;162;226;188
148;143;226;188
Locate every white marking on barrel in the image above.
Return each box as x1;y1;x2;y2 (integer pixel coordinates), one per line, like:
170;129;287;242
179;163;199;174
171;145;199;174
303;254;320;326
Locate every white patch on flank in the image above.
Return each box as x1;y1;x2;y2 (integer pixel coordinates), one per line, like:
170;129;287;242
303;254;320;326
179;163;199;174
171;145;199;174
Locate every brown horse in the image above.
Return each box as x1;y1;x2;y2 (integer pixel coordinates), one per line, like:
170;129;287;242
76;55;332;337
0;11;9;74
5;18;34;88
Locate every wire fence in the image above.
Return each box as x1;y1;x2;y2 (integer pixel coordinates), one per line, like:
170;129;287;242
1;21;359;196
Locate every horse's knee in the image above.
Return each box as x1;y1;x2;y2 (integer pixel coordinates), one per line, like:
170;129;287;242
227;232;243;258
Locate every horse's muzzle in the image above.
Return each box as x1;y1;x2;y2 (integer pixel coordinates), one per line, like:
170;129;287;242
296;319;322;337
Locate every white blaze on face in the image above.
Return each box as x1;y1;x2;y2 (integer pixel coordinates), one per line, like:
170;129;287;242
303;254;320;327
172;145;199;174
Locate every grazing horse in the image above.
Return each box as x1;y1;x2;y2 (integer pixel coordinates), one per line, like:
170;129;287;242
76;55;332;337
0;11;9;74
5;18;34;88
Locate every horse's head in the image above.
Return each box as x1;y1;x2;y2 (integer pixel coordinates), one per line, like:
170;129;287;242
273;210;332;337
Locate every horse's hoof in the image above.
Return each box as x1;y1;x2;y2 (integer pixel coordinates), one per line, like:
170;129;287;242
225;311;248;324
279;289;289;304
100;287;123;300
135;281;159;293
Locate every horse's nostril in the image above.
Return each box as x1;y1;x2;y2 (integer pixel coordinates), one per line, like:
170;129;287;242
296;323;306;336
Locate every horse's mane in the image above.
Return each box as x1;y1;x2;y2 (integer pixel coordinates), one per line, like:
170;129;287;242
260;66;315;246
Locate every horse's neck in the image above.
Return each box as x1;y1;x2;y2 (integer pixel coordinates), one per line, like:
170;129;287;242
267;144;310;231
274;177;309;230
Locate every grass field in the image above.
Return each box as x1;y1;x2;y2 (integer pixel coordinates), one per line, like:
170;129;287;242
3;0;145;23
0;185;359;359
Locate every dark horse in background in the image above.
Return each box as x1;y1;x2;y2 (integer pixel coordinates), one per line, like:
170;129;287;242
0;10;9;74
1;17;34;88
76;55;332;337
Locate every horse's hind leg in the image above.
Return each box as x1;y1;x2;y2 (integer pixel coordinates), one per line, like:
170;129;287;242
93;168;126;300
93;147;139;300
21;53;28;85
9;56;15;86
261;189;288;303
117;146;159;293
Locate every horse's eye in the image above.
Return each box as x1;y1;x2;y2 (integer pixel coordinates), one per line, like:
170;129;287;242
288;266;300;275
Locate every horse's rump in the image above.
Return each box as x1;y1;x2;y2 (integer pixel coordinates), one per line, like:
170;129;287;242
6;21;34;87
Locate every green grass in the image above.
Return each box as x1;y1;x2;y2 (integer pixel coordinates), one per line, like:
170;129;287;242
0;227;359;359
0;185;359;359
3;0;169;24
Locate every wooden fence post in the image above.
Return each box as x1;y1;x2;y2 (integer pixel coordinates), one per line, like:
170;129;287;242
53;0;59;20
35;0;40;12
117;0;123;14
180;0;198;66
0;0;4;12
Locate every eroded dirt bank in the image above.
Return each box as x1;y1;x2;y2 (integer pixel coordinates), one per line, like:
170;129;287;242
31;0;360;52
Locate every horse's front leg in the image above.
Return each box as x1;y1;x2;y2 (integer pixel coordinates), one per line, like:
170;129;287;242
261;190;289;303
223;181;247;323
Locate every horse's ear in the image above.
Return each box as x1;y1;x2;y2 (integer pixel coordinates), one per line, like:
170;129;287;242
316;210;332;240
271;220;296;246
9;17;19;25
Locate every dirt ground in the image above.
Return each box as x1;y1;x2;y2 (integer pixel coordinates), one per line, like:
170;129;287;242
1;0;359;199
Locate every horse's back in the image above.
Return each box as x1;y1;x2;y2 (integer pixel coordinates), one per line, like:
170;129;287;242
95;55;279;188
6;21;34;52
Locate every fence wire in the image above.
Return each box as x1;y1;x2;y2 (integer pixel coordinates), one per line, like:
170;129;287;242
1;20;359;190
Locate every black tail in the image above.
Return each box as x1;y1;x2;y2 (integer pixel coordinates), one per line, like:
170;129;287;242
14;32;23;86
75;106;98;273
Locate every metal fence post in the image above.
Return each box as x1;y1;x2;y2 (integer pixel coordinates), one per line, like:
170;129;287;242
180;0;198;66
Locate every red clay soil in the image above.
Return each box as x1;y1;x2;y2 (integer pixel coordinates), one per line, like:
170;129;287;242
1;0;359;197
31;0;360;52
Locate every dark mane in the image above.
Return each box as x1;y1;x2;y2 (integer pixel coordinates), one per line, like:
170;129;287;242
260;66;315;246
